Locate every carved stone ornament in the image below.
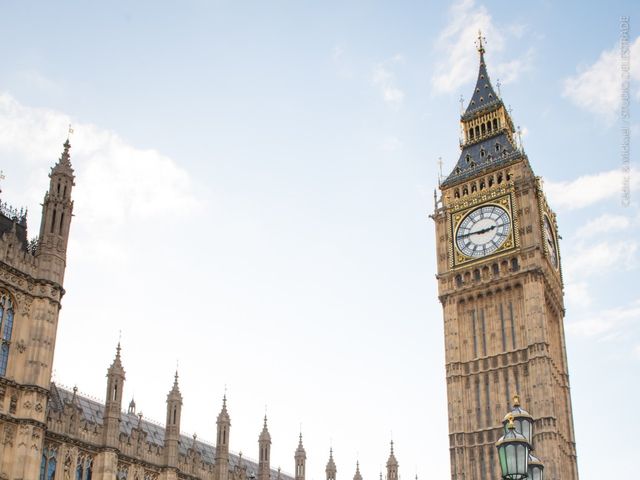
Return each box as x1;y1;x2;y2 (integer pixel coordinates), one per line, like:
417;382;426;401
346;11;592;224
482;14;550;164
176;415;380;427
16;339;26;353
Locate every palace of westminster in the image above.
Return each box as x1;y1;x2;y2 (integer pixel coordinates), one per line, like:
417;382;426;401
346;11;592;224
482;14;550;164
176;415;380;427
0;40;579;480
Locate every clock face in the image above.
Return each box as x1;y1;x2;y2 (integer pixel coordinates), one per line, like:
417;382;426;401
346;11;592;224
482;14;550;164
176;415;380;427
543;214;559;268
455;204;512;258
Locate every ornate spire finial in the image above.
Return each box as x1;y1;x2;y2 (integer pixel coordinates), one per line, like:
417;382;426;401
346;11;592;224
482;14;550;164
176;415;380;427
513;394;521;407
67;124;74;141
390;439;394;455
476;29;486;55
496;78;502;97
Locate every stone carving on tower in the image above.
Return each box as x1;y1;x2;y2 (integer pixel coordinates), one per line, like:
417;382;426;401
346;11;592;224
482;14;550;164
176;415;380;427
431;34;578;480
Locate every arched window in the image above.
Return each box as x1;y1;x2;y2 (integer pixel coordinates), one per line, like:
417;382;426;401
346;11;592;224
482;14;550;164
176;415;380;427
493;118;498;130
0;293;15;376
51;209;57;234
40;446;57;480
511;258;519;271
455;274;463;287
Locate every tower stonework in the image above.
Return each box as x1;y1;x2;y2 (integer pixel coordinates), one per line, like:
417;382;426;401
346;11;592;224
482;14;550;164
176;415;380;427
0;140;74;480
432;41;578;480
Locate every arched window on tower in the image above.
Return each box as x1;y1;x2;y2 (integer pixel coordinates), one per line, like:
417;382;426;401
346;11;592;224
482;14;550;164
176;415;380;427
40;445;58;480
0;293;15;377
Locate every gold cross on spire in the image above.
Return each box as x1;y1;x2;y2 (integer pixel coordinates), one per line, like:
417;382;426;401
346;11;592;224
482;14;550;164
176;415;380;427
476;29;486;55
67;123;74;141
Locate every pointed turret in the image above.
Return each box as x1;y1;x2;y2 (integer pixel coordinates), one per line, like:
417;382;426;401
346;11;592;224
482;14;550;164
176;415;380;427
353;462;362;480
442;32;519;188
128;397;136;415
258;416;272;480
326;448;337;480
37;139;75;284
215;394;231;480
165;371;183;469
294;433;306;480
386;441;398;480
103;343;126;448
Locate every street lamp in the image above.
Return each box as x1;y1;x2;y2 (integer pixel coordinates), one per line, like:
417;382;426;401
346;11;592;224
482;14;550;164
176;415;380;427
496;414;530;480
527;453;544;480
503;395;534;445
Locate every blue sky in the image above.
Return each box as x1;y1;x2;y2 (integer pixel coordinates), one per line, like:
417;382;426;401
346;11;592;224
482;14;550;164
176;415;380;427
0;1;638;479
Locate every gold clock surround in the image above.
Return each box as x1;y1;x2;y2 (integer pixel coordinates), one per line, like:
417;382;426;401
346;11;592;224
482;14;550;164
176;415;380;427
449;191;519;269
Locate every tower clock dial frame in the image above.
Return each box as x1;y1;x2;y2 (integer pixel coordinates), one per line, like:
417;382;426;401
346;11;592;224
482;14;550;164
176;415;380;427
541;212;560;270
449;193;518;268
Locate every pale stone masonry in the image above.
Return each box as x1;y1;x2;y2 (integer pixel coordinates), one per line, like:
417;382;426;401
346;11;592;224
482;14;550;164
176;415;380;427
432;39;579;480
0;140;403;480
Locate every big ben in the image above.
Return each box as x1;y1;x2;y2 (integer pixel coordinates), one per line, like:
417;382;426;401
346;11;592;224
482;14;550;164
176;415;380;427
432;36;579;480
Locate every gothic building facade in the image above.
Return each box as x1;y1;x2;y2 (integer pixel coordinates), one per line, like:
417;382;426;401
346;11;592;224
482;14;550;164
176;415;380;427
432;40;579;479
0;141;402;480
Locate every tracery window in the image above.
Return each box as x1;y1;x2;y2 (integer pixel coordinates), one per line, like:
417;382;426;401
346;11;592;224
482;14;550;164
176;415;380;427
76;455;93;480
0;292;15;376
39;446;57;480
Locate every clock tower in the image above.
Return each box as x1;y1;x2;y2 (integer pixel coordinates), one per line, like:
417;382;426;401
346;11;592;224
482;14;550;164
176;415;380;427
432;38;578;480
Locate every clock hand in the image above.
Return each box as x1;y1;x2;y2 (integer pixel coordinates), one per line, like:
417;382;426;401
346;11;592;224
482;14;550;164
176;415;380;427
458;224;496;238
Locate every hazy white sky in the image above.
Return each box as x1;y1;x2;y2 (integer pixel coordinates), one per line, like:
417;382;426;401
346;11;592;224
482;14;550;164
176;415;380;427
0;1;639;479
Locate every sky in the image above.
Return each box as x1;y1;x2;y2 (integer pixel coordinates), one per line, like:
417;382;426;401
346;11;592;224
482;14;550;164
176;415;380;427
0;0;638;478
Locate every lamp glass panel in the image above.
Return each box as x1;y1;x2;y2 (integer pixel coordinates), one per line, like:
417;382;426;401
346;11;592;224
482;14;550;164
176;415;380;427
506;444;517;474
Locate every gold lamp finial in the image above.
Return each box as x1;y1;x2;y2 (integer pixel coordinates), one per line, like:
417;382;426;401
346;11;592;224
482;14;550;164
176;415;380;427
506;414;515;429
513;394;520;407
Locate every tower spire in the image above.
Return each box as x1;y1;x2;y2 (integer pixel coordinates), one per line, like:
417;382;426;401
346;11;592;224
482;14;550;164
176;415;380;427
326;448;337;480
216;393;231;480
258;415;272;480
295;432;307;480
165;370;183;468
103;342;126;449
37;138;75;284
386;440;398;480
440;36;518;187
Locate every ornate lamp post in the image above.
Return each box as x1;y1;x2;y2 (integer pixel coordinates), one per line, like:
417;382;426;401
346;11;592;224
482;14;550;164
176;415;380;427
527;453;544;480
496;395;546;480
502;395;533;444
496;414;530;480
